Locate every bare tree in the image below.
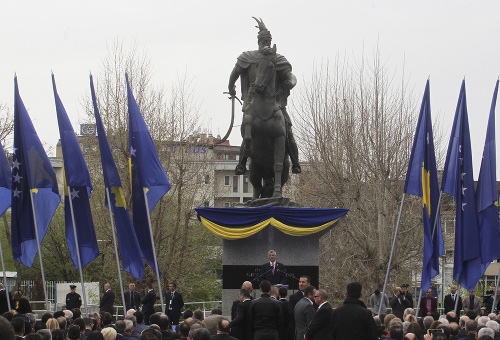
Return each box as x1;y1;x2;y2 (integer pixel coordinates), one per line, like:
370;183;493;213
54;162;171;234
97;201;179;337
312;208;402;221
293;51;425;303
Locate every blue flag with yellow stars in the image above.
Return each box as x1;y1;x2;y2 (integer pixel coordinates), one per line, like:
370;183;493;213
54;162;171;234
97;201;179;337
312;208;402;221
11;76;60;267
441;80;482;292
127;73;170;274
0;139;12;216
404;80;445;292
476;80;500;273
90;74;145;280
52;74;99;269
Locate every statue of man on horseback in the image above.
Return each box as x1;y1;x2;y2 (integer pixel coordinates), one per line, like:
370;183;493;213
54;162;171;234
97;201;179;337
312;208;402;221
228;17;301;198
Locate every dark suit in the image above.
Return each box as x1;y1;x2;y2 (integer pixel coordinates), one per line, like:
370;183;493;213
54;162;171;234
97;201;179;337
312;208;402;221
141;289;156;325
389;295;410;320
294;297;314;340
278;298;289;340
331;297;377;340
124;290;141;311
288;290;304;340
260;262;286;285
444;293;462;314
100;289;115;315
230;299;252;340
305;302;332;340
0;289;13;314
210;334;238;340
165;290;184;325
249;294;284;340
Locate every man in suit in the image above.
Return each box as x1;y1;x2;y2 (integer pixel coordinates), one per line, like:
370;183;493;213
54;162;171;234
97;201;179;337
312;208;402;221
231;281;253;321
277;287;289;340
124;283;141;312
305;289;332;340
0;283;13;314
288;276;311;340
141;283;156;325
389;286;411;320
444;285;462;314
211;319;238;340
419;288;437;317
294;286;315;340
259;250;286;285
11;317;25;340
249;280;283;340
463;290;481;316
166;282;184;326
230;289;252;340
100;283;115;316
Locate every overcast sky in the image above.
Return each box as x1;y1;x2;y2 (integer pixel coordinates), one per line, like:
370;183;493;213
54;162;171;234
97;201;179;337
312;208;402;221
1;1;499;177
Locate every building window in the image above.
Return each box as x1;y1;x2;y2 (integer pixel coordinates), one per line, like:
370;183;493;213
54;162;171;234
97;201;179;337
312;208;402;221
243;175;249;193
232;176;238;193
224;176;230;186
224;202;230;207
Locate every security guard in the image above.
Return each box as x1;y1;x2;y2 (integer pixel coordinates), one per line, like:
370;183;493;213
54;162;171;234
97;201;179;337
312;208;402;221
66;285;82;310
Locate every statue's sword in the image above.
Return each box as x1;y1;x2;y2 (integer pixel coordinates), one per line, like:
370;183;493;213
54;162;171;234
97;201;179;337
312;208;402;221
212;86;242;147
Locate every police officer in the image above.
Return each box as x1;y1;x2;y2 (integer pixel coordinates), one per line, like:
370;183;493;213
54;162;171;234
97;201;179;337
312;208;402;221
66;285;82;310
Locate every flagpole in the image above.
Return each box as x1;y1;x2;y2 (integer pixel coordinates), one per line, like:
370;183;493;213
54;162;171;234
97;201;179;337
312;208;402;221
143;187;164;314
0;214;11;311
379;193;406;316
29;189;49;310
416;191;443;317
454;285;461;312
67;186;89;317
105;187;127;316
492;269;500;313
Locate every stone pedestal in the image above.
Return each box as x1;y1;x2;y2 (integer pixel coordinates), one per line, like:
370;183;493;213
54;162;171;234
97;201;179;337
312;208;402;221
221;224;332;315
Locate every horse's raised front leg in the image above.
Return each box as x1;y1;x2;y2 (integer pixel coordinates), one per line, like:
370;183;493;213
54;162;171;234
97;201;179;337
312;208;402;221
242;115;253;157
273;134;285;198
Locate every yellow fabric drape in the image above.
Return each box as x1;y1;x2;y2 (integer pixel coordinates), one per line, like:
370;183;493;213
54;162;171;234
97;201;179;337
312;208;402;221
199;216;343;240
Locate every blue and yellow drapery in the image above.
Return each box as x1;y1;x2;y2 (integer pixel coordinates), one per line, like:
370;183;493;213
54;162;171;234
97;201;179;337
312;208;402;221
195;205;348;240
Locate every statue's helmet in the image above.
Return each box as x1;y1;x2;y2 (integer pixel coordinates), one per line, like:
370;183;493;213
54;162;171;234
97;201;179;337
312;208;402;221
253;17;272;43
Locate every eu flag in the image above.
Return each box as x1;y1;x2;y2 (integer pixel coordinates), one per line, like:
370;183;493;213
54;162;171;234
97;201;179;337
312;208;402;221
476;80;500;272
127;73;170;273
0;140;12;216
90;74;145;280
52;74;99;269
441;80;482;292
12;76;60;267
404;80;445;292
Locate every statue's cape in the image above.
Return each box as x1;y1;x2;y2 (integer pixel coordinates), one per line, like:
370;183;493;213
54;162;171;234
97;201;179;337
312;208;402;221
236;50;291;102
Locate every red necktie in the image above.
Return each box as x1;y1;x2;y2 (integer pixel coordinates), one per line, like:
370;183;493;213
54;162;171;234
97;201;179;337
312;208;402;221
272;263;275;275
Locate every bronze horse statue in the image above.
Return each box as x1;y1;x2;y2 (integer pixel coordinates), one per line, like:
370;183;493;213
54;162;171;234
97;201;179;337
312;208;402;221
243;45;290;199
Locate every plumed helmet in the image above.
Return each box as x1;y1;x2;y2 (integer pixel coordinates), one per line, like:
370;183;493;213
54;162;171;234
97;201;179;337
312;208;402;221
253;17;272;42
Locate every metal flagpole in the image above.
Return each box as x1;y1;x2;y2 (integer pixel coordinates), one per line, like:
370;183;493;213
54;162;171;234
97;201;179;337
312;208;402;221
492;268;500;313
417;191;443;317
105;187;127;316
454;285;461;312
29;189;49;310
379;193;406;316
1;214;11;311
143;187;164;314
67;186;89;317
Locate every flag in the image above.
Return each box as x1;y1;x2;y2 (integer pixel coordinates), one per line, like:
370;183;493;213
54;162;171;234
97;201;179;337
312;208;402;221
11;76;60;267
90;74;145;280
441;80;482;292
476;80;500;272
127;73;170;273
52;74;99;269
404;80;445;292
0;140;12;216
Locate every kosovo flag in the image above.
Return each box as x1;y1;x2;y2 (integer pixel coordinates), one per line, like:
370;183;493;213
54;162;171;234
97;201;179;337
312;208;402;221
404;80;445;292
476;80;500;273
11;76;60;267
441;80;482;292
52;74;99;269
90;74;145;280
0;140;12;216
127;73;170;274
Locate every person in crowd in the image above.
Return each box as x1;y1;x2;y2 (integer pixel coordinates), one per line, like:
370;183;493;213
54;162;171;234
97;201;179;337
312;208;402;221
259;250;286;285
100;283;115;316
101;327;117;340
166;282;184;326
37;329;51;340
288;275;311;340
231;281;253;321
389;320;404;340
52;329;66;340
11;317;25;340
133;311;148;337
124;283;141;312
444;285;462;314
305;289;332;340
204;309;225;336
229;289;252;340
179;322;191;340
13;290;32;314
249;280;283;340
371;289;389;318
141;282;156;325
68;325;82;340
401;284;413;308
158;314;180;339
419;288;437;317
463;290;481;316
294;286;315;340
210;319;237;340
66;285;82;310
331;281;377;340
46;318;58;331
188;328;210;340
461;319;478;340
0;283;13;315
0;315;15;340
390;287;411;320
